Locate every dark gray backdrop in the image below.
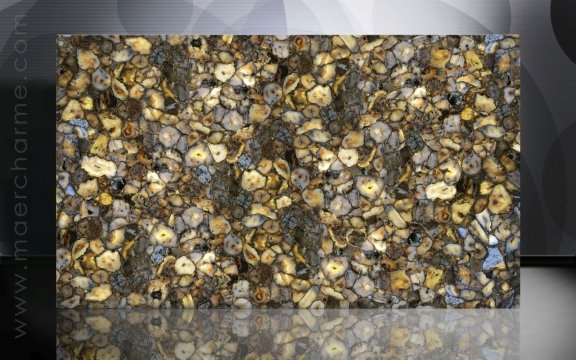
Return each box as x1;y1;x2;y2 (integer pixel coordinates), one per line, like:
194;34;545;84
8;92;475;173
1;0;575;256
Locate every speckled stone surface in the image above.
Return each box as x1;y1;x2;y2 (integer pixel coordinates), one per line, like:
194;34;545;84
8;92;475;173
56;35;520;309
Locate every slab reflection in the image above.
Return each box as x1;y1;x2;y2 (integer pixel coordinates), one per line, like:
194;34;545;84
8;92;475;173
57;308;518;359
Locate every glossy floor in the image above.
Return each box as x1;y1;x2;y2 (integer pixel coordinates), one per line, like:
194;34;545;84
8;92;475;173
57;308;518;359
56;267;576;359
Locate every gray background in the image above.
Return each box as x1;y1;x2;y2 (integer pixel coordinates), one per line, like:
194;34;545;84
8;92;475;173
1;0;575;256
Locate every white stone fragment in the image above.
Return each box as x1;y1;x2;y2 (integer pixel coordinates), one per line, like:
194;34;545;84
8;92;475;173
393;41;415;63
159;126;180;148
290;167;310;190
273;158;291;180
475;93;496;113
221;110;244;131
462;152;482;175
237;62;256;87
207;143;227;163
342;131;364;148
110;48;133;62
338;148;359;167
243;243;260;265
302;188;325;208
241;170;266;191
272;40;290;58
356;176;383;200
283;73;300;95
91;68;111;91
71;239;89;260
242;214;266;228
369;122;392;143
185;142;212;166
209;215;231;235
125;36;152;55
71;276;93;291
233;280;250;298
353;275;375;297
321;257;349;281
175;256;196;275
425;181;457;200
307;85;332;107
214;63;235;82
282;111;305;125
61;99;84;121
86;284;112;302
263;83;282;105
248;103;271;122
223;234;243;256
386;205;407;229
81;156;117;178
488;184;512;214
149;223;178;247
96;250;121;272
298;287;318;309
439;159;461;184
77;48;100;71
340;35;359;52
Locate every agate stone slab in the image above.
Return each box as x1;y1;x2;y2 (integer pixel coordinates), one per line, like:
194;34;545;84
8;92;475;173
56;35;520;308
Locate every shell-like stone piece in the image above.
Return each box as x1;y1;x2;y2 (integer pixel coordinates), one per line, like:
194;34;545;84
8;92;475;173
81;156;117;178
85;284;112;302
149;223;177;247
185;142;212;166
96;250;121;272
214;63;235;83
302;188;325;208
241;170;266;191
125;36;152;55
321;257;349;281
209;215;231;235
182;206;204;228
307;85;332;107
223;234;243;256
356;176;383;200
175;256;196;275
425;181;457;200
330;195;352;216
77;49;100;71
488;184;512;214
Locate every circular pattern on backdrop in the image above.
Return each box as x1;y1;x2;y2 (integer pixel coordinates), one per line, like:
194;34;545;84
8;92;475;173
551;0;576;64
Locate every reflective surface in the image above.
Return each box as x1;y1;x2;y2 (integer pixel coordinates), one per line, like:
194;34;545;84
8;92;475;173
52;267;576;360
57;308;518;359
521;267;576;359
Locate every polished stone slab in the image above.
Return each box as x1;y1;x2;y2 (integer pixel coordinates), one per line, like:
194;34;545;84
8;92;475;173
56;35;520;309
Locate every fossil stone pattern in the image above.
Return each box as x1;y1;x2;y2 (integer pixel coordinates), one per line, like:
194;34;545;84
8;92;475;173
56;35;520;309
